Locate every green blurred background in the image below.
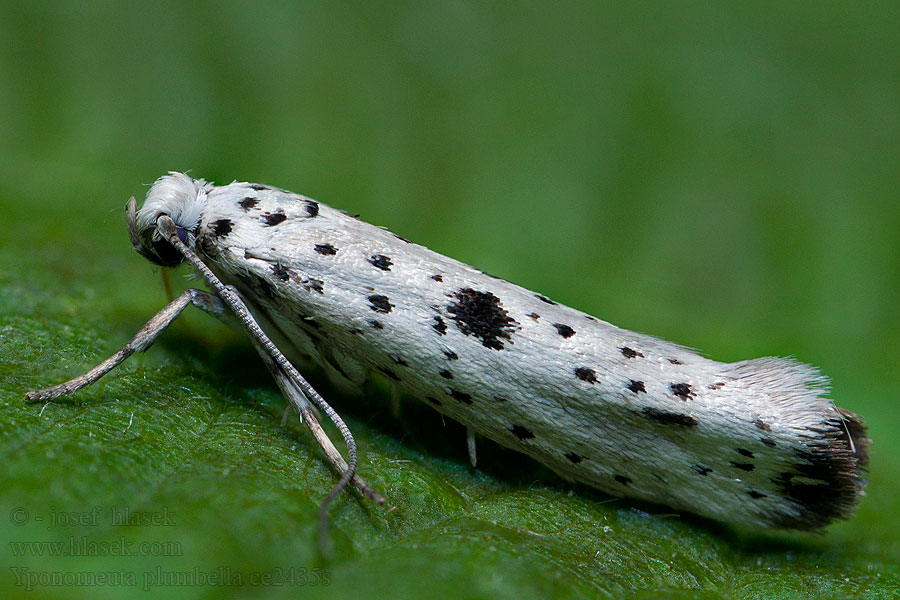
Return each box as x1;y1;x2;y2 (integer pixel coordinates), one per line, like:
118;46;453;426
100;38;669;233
1;2;898;598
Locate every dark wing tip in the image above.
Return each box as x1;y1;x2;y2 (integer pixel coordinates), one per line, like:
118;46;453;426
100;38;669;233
771;407;869;530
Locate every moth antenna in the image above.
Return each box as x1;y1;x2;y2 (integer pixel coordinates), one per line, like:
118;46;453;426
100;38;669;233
262;351;385;554
467;429;478;468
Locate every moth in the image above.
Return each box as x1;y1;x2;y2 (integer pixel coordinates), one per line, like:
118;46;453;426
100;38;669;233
28;172;868;536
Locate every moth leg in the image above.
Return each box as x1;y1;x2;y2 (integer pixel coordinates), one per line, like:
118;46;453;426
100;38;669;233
259;351;385;505
467;428;478;468
158;216;366;555
217;285;384;504
280;405;293;427
25;289;224;402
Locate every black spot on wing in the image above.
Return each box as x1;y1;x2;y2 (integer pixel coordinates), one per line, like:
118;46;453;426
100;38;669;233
315;243;338;255
370;254;392;271
304;201;319;217
761;437;777;448
527;313;540;320
448;389;472;404
443;350;458;360
535;294;557;305
754;418;772;432
392;355;408;366
368;319;384;329
211;219;233;237
614;475;632;486
432;316;447;335
731;462;755;472
574;367;598;384
620;347;644;359
271;264;290;281
736;448;754;458
565;452;583;464
431;274;443;282
263;211;287;226
668;358;683;365
748;490;767;499
303;278;324;294
446;288;518;350
553;323;576;338
368;294;393;313
439;369;453;379
693;465;712;476
670;382;694;400
510;425;535;440
239;197;259;211
642;408;698;427
627;380;646;393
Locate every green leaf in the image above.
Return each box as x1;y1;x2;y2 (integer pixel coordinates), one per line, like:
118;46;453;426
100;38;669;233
3;194;898;600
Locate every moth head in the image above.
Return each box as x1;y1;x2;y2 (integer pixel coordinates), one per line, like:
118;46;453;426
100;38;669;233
126;172;212;266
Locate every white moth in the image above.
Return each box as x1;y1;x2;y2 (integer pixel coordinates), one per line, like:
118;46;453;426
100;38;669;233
28;172;868;534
